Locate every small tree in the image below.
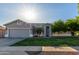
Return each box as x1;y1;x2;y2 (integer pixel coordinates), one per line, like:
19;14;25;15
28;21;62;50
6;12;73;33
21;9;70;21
35;27;43;36
32;27;43;37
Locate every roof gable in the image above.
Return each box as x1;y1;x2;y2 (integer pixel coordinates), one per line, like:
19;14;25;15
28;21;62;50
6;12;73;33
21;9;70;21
4;19;31;29
4;19;52;27
4;19;28;26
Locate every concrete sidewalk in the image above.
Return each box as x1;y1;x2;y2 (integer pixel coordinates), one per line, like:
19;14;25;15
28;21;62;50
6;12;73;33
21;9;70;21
0;46;42;51
0;46;78;55
0;46;42;55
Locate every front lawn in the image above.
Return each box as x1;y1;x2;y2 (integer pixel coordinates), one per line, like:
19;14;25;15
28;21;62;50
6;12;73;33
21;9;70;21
11;37;79;46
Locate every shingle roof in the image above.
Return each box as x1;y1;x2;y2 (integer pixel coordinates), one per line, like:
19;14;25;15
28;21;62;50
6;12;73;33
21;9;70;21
4;19;51;26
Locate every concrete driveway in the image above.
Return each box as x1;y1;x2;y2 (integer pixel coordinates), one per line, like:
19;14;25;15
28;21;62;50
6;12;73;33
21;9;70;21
0;38;24;46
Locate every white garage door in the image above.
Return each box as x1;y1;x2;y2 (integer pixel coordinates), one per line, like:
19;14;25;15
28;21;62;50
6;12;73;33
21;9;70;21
9;29;30;38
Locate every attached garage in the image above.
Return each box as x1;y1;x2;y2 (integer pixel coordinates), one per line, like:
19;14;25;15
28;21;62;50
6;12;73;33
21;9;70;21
4;19;32;38
8;29;31;38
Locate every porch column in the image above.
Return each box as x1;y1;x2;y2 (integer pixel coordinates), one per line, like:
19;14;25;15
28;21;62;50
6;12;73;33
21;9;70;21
44;23;52;37
8;29;10;38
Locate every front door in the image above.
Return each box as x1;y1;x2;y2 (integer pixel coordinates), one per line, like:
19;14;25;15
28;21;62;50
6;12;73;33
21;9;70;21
46;26;50;37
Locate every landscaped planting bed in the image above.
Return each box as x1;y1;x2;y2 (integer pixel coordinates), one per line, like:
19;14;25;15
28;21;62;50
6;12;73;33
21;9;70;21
11;36;79;46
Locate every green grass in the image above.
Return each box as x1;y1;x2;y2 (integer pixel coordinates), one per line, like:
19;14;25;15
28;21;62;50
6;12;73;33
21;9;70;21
11;37;79;46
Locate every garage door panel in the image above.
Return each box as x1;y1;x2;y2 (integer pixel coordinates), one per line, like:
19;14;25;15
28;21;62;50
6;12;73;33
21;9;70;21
9;29;30;38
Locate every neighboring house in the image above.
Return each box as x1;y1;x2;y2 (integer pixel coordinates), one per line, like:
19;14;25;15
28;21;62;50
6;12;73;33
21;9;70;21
0;26;6;38
4;19;51;38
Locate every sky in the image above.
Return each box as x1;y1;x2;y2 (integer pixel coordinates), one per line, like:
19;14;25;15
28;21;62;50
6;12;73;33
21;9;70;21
0;3;78;25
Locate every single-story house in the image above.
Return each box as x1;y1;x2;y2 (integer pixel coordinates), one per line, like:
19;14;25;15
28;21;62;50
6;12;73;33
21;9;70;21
4;19;52;38
0;26;6;38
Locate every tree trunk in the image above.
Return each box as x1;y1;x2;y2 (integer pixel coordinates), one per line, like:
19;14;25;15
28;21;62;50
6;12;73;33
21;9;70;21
71;31;75;36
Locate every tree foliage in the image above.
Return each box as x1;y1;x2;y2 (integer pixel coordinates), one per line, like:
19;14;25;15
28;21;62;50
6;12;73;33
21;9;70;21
51;16;79;36
66;16;79;31
51;20;67;32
